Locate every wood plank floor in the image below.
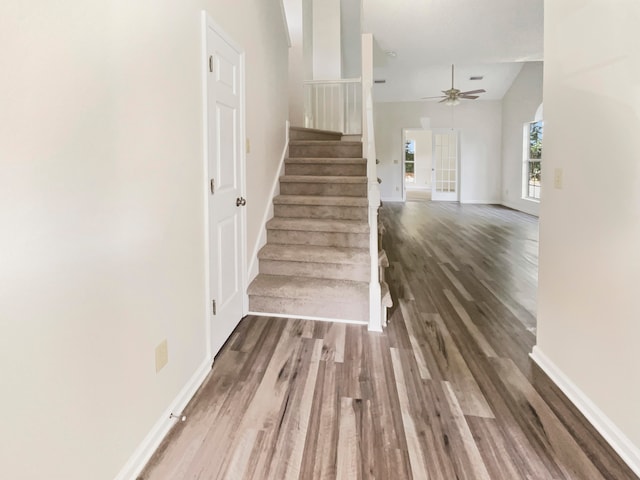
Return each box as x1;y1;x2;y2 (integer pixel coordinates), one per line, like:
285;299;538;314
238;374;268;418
138;201;638;480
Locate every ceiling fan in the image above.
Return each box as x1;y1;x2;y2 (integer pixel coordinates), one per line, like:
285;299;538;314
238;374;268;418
422;64;486;106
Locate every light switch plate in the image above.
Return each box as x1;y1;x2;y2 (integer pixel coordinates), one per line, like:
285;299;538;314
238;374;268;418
554;168;563;189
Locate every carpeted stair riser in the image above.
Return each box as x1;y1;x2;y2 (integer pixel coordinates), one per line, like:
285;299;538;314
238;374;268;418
249;295;368;322
248;274;369;322
285;163;366;176
266;230;369;248
274;204;367;221
289;127;342;141
289;141;362;158
258;260;370;282
280;182;366;197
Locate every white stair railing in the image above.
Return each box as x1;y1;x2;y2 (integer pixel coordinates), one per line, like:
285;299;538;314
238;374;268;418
361;33;384;332
303;78;362;134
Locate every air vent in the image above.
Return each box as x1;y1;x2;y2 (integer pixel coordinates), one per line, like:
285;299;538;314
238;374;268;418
470;76;484;81
374;79;386;84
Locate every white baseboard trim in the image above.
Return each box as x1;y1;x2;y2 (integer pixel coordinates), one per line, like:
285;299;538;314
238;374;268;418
248;310;368;326
500;200;540;217
530;346;640;477
247;121;289;284
460;199;501;205
114;358;212;480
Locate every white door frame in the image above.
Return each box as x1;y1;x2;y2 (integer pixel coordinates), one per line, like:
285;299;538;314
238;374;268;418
401;128;409;202
201;12;247;359
431;128;461;202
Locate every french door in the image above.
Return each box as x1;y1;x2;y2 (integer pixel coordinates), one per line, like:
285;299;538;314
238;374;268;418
431;131;459;202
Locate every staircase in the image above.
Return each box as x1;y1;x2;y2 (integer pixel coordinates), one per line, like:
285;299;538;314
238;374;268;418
248;127;373;323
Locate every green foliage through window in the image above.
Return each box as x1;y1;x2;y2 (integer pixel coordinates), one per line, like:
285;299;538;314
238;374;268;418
526;121;543;200
405;140;415;183
529;121;543;159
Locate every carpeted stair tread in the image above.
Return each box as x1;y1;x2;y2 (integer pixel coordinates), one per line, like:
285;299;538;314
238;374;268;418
381;281;392;308
266;217;369;233
258;244;369;265
285;157;367;165
289;140;362;146
289;127;343;141
290;126;343;135
248;274;368;301
273;195;368;207
379;249;390;268
280;175;367;184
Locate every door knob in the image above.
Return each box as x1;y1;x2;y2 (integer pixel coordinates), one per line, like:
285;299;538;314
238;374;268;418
236;197;246;207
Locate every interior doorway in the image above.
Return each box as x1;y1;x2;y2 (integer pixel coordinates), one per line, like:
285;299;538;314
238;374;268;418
402;128;433;202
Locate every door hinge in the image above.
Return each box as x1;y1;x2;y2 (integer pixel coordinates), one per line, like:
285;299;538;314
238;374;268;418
209;55;214;73
212;299;217;316
210;178;215;194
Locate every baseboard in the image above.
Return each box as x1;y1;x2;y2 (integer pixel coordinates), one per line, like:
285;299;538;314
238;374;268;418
248;310;368;326
460;199;501;205
500;200;540;217
530;346;640;477
114;358;212;480
247;121;289;284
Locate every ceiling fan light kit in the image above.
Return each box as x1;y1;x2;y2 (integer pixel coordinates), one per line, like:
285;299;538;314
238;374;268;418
421;64;486;106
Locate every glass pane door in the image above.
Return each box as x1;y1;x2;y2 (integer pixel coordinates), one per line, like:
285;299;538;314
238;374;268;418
432;132;459;201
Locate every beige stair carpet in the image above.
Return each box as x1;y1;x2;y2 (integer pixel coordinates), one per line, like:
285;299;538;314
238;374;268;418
248;127;371;323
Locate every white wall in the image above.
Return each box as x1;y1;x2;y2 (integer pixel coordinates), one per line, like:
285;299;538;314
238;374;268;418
284;0;305;125
312;0;341;79
340;0;362;79
501;61;543;216
535;0;640;471
0;1;289;479
302;0;314;81
374;101;502;203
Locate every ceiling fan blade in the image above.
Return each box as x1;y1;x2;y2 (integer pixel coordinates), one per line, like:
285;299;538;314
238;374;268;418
460;95;479;99
459;89;486;95
421;95;446;100
439;98;449;103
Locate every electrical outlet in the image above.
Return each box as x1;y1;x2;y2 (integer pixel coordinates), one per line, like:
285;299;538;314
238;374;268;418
246;138;251;154
396;186;399;191
393;159;399;164
554;168;563;189
155;340;168;373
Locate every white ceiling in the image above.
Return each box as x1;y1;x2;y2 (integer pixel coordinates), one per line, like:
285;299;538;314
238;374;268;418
362;0;544;102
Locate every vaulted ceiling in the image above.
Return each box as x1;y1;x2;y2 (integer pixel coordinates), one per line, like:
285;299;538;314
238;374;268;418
362;0;544;102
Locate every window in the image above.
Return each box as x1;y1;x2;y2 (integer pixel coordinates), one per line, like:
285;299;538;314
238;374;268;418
524;120;543;200
404;140;415;184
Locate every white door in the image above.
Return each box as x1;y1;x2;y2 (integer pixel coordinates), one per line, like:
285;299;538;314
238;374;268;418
431;131;459;202
205;18;246;356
